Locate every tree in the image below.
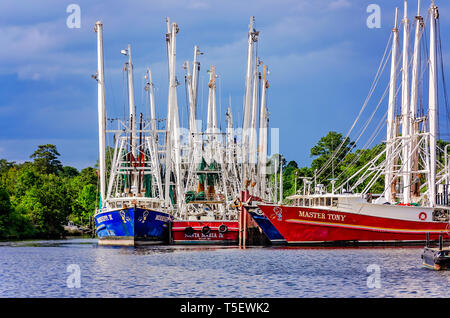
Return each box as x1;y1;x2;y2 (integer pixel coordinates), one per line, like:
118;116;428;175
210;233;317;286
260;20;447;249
17;173;71;237
59;166;79;178
310;131;355;182
0;187;11;236
30;144;63;175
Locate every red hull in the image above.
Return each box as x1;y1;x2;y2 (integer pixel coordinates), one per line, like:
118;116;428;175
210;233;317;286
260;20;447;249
258;204;450;244
171;220;239;244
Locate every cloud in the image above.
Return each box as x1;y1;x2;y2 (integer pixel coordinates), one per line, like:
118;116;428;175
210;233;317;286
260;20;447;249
328;0;351;10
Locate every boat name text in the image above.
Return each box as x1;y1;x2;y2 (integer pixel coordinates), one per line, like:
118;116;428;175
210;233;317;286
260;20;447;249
96;214;113;223
298;210;346;222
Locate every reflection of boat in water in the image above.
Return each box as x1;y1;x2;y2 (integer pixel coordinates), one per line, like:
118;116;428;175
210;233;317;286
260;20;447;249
422;234;450;270
92;22;171;246
259;1;450;245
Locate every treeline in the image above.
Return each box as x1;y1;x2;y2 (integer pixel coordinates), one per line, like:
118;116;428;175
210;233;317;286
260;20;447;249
0;144;98;239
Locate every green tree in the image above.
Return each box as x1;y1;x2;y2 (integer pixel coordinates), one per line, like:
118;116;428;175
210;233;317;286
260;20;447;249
30;144;63;175
16;173;70;237
59;166;79;178
0;187;11;236
310;131;355;183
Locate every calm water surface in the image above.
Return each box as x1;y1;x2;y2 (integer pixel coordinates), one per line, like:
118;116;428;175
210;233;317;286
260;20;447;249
0;238;448;297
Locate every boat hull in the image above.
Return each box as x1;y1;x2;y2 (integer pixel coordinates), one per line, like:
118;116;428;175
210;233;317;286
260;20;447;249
258;204;450;245
246;207;286;244
421;247;450;270
95;207;172;246
171;220;239;244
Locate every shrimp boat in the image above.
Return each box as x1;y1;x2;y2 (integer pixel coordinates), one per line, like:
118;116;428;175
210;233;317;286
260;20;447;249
166;17;275;245
259;1;450;245
93;22;171;246
164;19;240;244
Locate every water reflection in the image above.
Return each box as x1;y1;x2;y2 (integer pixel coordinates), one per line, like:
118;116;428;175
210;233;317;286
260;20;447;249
0;238;449;297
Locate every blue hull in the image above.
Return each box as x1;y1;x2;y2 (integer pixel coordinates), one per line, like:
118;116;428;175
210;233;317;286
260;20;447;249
95;207;172;245
248;208;286;244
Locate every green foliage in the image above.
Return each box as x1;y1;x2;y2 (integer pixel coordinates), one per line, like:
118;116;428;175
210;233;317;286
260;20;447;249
310;131;354;180
278;131;386;202
59;166;79;178
30;144;63;175
0;144;99;239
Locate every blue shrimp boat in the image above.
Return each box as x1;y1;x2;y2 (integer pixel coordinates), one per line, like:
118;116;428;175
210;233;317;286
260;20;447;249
246;206;286;244
95;206;172;246
93;22;172;246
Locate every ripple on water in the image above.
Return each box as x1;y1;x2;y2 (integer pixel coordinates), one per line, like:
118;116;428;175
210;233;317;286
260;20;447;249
0;239;449;297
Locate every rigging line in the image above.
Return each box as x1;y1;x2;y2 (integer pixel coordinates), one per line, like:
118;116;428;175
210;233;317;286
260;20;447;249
345;35;402;172
351;78;391;151
315;32;393;178
328;80;402;185
315;33;393;179
321;108;389;186
437;17;450;140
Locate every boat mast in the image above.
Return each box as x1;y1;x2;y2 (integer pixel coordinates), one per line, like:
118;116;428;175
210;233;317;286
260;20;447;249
146;68;157;131
122;44;138;192
385;8;399;203
164;19;182;210
226;102;234;166
95;21;106;208
206;65;218;163
192;46;201;121
242;16;258;189
401;0;411;204
428;1;439;207
409;0;423;200
258;65;269;199
279;158;283;204
249;61;259;173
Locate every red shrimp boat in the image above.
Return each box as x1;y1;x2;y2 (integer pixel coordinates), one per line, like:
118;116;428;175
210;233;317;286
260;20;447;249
258;195;449;244
171;220;239;244
259;2;450;245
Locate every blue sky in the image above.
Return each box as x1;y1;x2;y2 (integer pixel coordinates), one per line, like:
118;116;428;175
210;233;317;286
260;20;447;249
1;0;450;170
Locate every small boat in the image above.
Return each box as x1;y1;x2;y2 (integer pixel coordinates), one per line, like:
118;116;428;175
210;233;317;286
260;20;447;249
422;234;450;270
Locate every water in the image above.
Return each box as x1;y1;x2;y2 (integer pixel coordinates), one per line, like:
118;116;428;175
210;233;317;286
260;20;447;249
0;238;449;298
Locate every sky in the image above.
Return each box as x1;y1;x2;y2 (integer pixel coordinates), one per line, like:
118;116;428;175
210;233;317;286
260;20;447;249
1;0;450;170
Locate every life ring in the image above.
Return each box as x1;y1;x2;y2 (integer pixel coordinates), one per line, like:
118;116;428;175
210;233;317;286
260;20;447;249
218;224;228;234
232;198;242;208
184;226;194;236
201;226;211;236
255;208;264;216
418;212;427;221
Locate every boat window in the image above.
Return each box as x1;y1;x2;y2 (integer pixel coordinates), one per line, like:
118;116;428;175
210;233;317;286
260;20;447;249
299;199;304;206
332;198;338;207
320;197;324;206
305;199;309;206
326;198;331;206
